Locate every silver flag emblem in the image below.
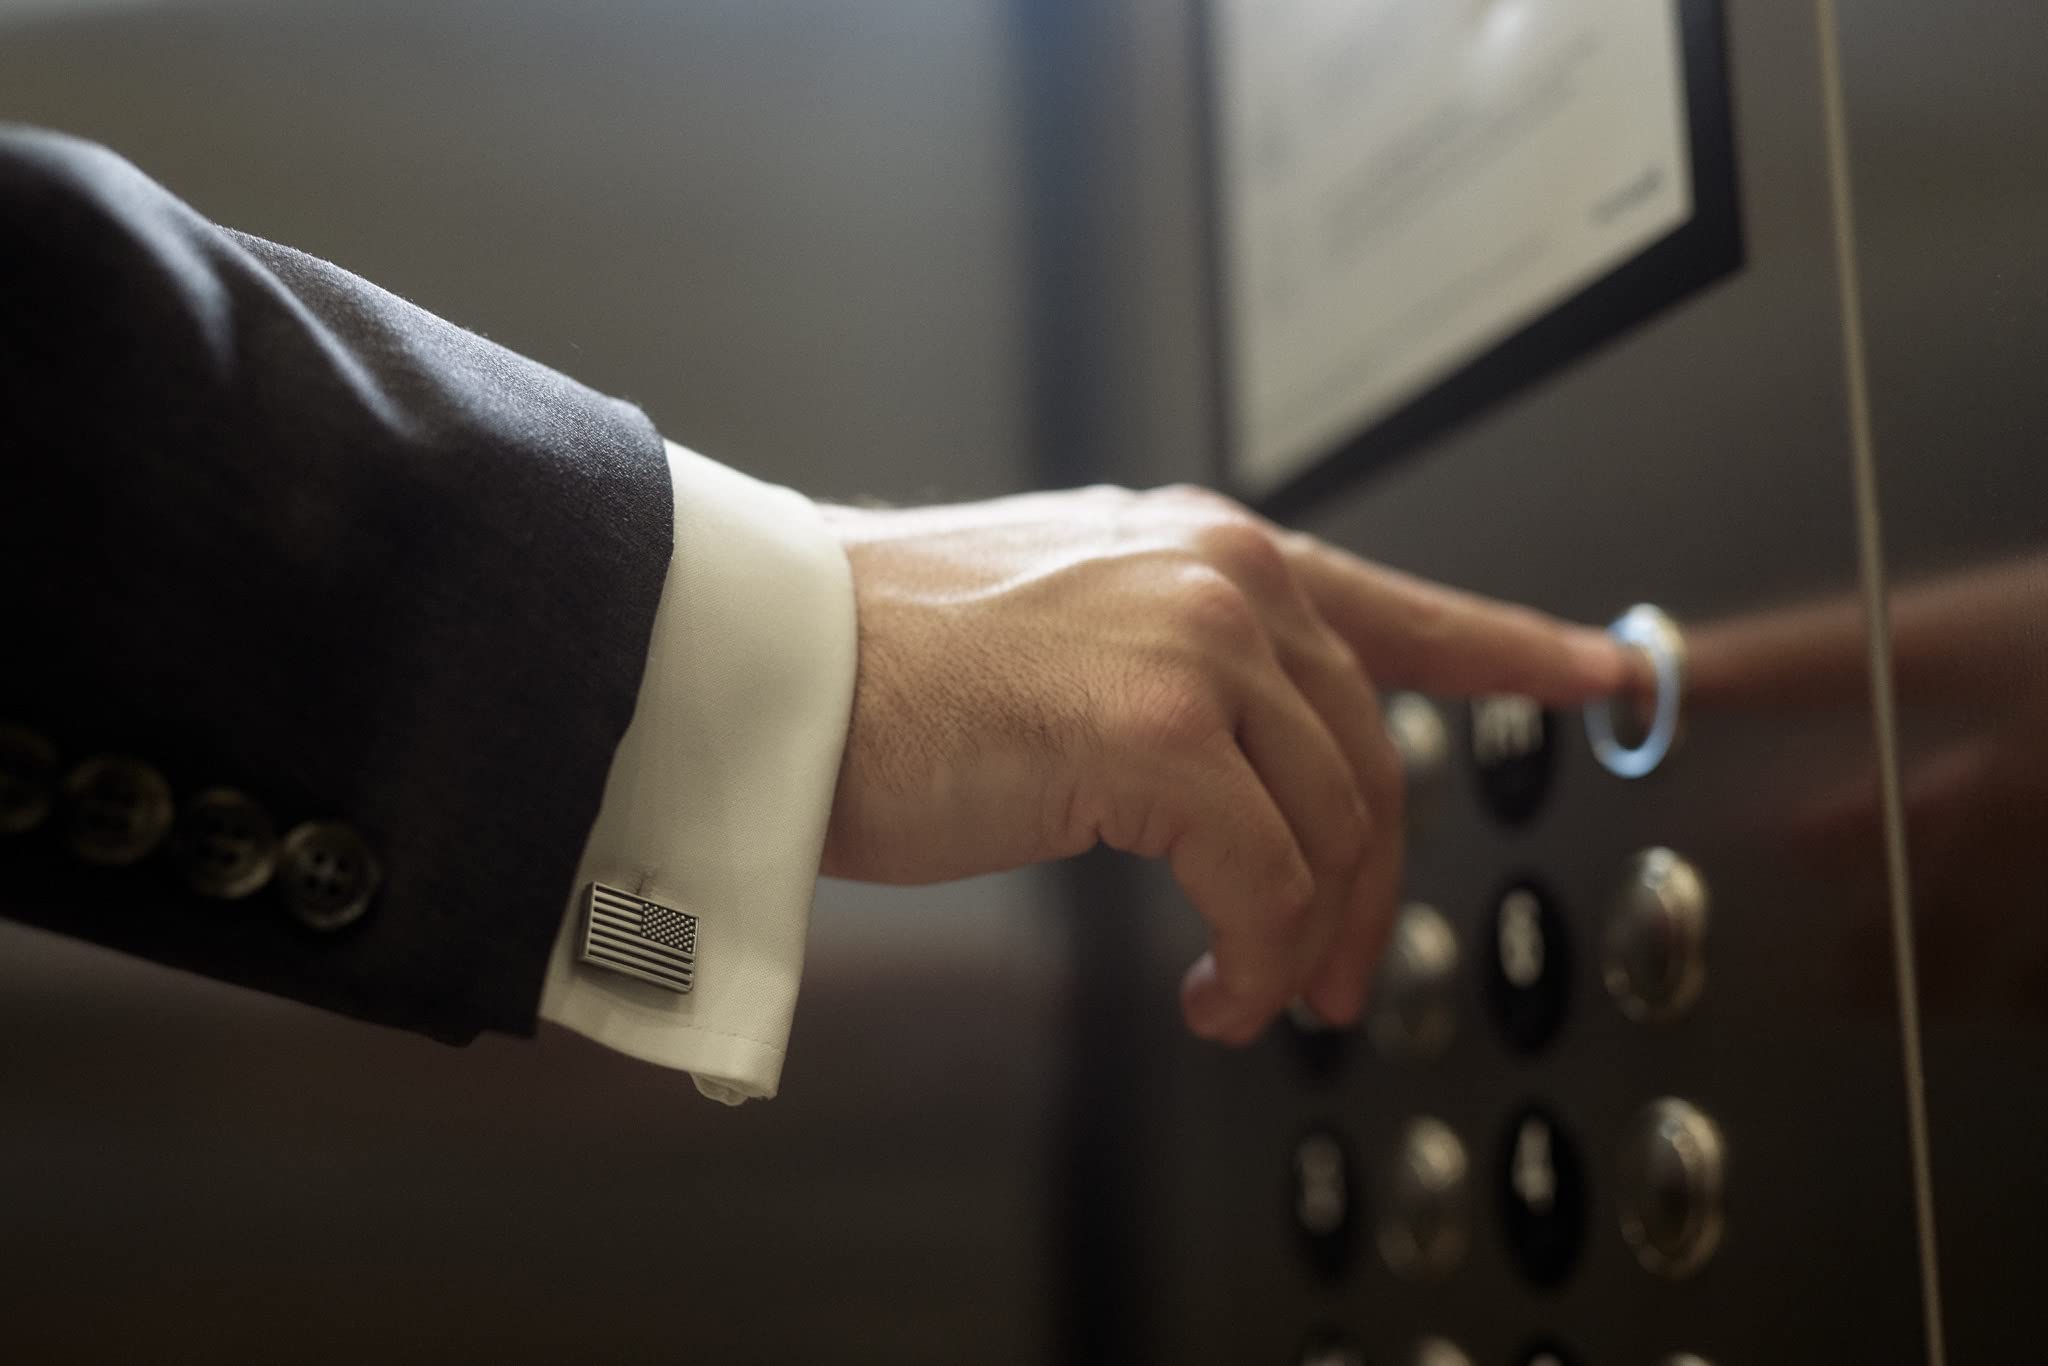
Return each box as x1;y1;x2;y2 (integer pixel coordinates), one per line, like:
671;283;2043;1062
578;882;697;993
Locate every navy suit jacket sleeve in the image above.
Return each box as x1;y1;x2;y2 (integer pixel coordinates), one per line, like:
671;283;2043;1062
0;127;675;1044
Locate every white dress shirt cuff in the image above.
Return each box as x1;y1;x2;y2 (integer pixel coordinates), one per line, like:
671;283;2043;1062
538;439;857;1104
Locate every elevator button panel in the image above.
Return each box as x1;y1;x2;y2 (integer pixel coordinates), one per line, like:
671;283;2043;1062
1369;902;1460;1062
1484;879;1572;1054
1273;641;1718;1352
1616;1098;1726;1278
1603;848;1710;1023
1468;694;1555;825
1376;1116;1471;1280
1498;1104;1588;1288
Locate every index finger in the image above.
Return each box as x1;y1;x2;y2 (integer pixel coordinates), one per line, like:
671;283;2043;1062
1283;536;1627;703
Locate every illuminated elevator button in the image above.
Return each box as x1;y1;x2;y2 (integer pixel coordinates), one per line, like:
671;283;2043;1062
1377;1117;1471;1280
1369;903;1460;1061
1617;1098;1726;1278
1603;848;1709;1022
1585;602;1686;779
1290;1128;1359;1279
1498;1105;1587;1288
1468;694;1554;825
1484;879;1571;1053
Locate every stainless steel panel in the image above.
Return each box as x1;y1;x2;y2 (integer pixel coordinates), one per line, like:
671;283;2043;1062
1059;1;1932;1360
1842;3;2048;1357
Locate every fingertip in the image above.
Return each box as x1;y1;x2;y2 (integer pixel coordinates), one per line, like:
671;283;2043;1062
1303;974;1364;1029
1180;953;1231;1040
1568;626;1632;695
1225;1014;1274;1047
1181;954;1278;1046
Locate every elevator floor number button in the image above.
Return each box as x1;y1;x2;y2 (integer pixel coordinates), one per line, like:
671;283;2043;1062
1484;879;1571;1053
1468;694;1555;825
1498;1105;1587;1288
1290;1128;1359;1279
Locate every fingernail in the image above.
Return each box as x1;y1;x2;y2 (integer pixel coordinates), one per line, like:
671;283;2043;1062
1185;985;1233;1039
1306;984;1361;1029
1182;958;1240;1039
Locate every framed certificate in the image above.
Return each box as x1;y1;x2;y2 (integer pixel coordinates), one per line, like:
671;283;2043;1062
1201;0;1741;511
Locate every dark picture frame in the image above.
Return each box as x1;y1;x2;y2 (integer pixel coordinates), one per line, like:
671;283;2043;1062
1197;0;1744;519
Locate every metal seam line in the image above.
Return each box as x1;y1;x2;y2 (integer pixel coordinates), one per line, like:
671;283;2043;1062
1814;3;1947;1362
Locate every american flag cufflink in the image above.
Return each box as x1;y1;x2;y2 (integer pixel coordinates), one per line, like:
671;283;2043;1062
578;882;697;994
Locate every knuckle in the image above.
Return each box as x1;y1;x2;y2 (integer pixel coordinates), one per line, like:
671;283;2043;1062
1193;519;1289;592
1329;793;1373;871
1311;625;1364;677
1155;481;1236;513
1366;731;1407;813
1274;525;1321;562
1174;568;1263;648
1079;482;1140;509
1287;629;1364;697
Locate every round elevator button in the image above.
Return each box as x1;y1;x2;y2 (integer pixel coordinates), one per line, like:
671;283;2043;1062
1369;903;1460;1061
1377;1116;1470;1280
1497;1104;1587;1289
1290;1128;1359;1279
1468;694;1554;826
1603;848;1709;1022
62;755;174;867
1585;603;1686;779
1484;879;1571;1054
1617;1098;1726;1278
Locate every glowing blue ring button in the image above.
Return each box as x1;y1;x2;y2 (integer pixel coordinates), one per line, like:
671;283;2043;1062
1584;604;1684;780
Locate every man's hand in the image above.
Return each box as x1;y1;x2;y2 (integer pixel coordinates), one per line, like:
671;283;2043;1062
817;484;1626;1046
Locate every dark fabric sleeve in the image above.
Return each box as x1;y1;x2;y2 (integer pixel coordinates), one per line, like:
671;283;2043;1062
0;126;675;1044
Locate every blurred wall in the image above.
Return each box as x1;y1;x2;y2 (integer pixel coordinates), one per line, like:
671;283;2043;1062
0;3;1069;1363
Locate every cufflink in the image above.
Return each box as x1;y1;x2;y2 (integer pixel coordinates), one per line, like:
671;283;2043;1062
579;882;697;993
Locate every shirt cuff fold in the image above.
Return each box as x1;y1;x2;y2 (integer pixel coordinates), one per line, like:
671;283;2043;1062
539;440;857;1104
